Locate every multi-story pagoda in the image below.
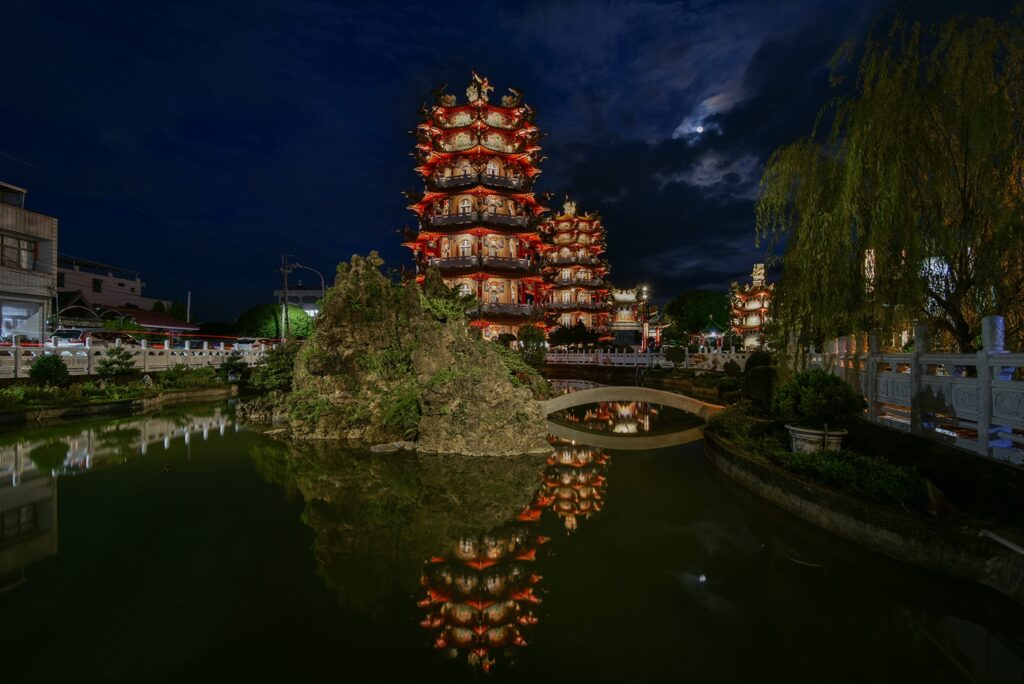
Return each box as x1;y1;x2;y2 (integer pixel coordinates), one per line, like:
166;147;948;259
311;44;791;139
403;73;548;341
540;199;610;330
730;263;774;350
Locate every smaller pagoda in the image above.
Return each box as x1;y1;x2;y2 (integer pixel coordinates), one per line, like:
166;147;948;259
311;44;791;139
730;264;774;350
541;199;610;331
607;287;643;346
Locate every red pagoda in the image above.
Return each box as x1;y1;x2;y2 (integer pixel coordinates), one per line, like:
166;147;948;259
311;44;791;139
730;263;774;350
403;73;548;341
541;199;610;330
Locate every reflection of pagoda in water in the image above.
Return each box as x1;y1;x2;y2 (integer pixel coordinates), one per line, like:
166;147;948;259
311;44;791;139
419;521;547;672
540;439;609;533
559;400;659;434
419;437;611;671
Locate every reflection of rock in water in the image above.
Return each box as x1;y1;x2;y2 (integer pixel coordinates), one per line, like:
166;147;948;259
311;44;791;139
252;441;548;615
418;437;611;672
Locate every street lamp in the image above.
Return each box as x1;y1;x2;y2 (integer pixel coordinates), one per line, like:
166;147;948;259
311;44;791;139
291;262;326;300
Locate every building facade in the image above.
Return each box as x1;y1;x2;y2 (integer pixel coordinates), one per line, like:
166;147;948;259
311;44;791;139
541;199;610;330
0;181;58;343
57;255;168;310
403;73;548;341
730;263;774;350
273;286;322;318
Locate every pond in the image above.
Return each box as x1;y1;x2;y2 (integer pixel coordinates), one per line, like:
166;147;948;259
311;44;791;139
1;400;1022;682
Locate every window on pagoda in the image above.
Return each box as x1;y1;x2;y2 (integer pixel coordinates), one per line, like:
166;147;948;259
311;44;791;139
458;197;473;214
485;160;498;176
458;282;472;297
456;159;473;176
459;239;472;257
485;196;501;214
560;314;572;327
560;269;571;280
561;290;572;303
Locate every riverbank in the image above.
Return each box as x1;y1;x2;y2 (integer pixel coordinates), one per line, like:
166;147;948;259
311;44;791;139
0;384;240;428
704;430;1024;607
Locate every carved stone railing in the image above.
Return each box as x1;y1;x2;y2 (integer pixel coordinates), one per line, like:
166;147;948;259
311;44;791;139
814;316;1024;465
428;212;479;227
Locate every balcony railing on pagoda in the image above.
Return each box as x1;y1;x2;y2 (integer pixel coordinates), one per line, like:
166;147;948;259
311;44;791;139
468;303;537;317
480;255;532;272
428;256;480;270
479;212;528;229
428;211;479;227
425;256;536;274
479;173;524;190
549;277;605;288
545;255;602;266
432;173;479;190
545;301;608;311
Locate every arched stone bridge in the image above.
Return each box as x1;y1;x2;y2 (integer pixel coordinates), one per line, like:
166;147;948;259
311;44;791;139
540;386;723;421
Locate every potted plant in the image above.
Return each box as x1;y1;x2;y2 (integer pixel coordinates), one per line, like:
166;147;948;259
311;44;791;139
773;369;864;452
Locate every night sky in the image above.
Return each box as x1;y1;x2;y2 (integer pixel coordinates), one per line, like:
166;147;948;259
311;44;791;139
0;0;1012;321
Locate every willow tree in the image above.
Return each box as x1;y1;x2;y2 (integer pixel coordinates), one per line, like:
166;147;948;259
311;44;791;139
757;13;1024;352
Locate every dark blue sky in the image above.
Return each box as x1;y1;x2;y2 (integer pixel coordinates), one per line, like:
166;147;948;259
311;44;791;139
0;0;1012;320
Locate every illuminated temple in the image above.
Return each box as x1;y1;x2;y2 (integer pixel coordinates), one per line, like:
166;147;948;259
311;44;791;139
730;263;774;350
403;73;548;340
541;199;610;330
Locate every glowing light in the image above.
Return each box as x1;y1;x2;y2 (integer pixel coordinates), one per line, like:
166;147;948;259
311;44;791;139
695;126;704;133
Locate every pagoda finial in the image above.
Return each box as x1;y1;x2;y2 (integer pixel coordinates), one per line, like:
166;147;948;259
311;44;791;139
468;72;493;103
562;197;577;216
752;263;765;286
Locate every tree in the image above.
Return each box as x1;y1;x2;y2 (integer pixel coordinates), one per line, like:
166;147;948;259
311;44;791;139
29;354;70;387
664;290;730;341
516;324;547;366
167;301;188;321
757;14;1024;352
548;322;600;347
96;346;138;380
236;303;313;339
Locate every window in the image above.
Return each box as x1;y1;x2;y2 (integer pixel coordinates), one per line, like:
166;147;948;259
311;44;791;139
0;504;38;542
459;239;472;257
561;290;572;303
118;282;125;288
458;282;472;297
57;272;65;288
1;300;43;342
92;278;103;293
0;235;35;270
458;197;473;214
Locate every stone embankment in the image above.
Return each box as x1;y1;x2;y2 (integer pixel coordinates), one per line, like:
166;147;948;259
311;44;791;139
705;432;1024;607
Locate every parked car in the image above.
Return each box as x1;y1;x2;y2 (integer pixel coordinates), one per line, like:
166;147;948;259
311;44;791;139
80;330;142;349
232;338;272;351
50;329;90;347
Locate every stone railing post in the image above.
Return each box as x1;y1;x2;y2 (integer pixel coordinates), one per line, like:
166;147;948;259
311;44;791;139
85;336;93;375
141;340;148;373
910;323;930;435
977;315;1006;456
866;329;880;420
12;336;20;379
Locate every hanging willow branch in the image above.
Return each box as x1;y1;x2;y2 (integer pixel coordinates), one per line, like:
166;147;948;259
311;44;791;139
757;13;1024;352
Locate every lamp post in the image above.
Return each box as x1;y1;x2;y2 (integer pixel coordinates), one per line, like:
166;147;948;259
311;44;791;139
291;263;326;300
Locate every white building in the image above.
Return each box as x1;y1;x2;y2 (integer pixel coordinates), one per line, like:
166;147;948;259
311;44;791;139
0;181;58;343
57;255;168;310
274;286;322;318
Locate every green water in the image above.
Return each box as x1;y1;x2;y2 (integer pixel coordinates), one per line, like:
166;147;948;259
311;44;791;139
0;401;1022;682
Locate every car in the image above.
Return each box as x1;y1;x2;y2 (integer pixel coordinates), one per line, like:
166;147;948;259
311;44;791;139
50;328;89;347
232;338;272;351
81;330;142;349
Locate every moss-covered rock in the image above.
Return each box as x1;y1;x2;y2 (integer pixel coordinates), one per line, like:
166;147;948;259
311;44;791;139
259;252;550;455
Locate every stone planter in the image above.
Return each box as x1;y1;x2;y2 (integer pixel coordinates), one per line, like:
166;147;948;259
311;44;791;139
785;424;847;452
